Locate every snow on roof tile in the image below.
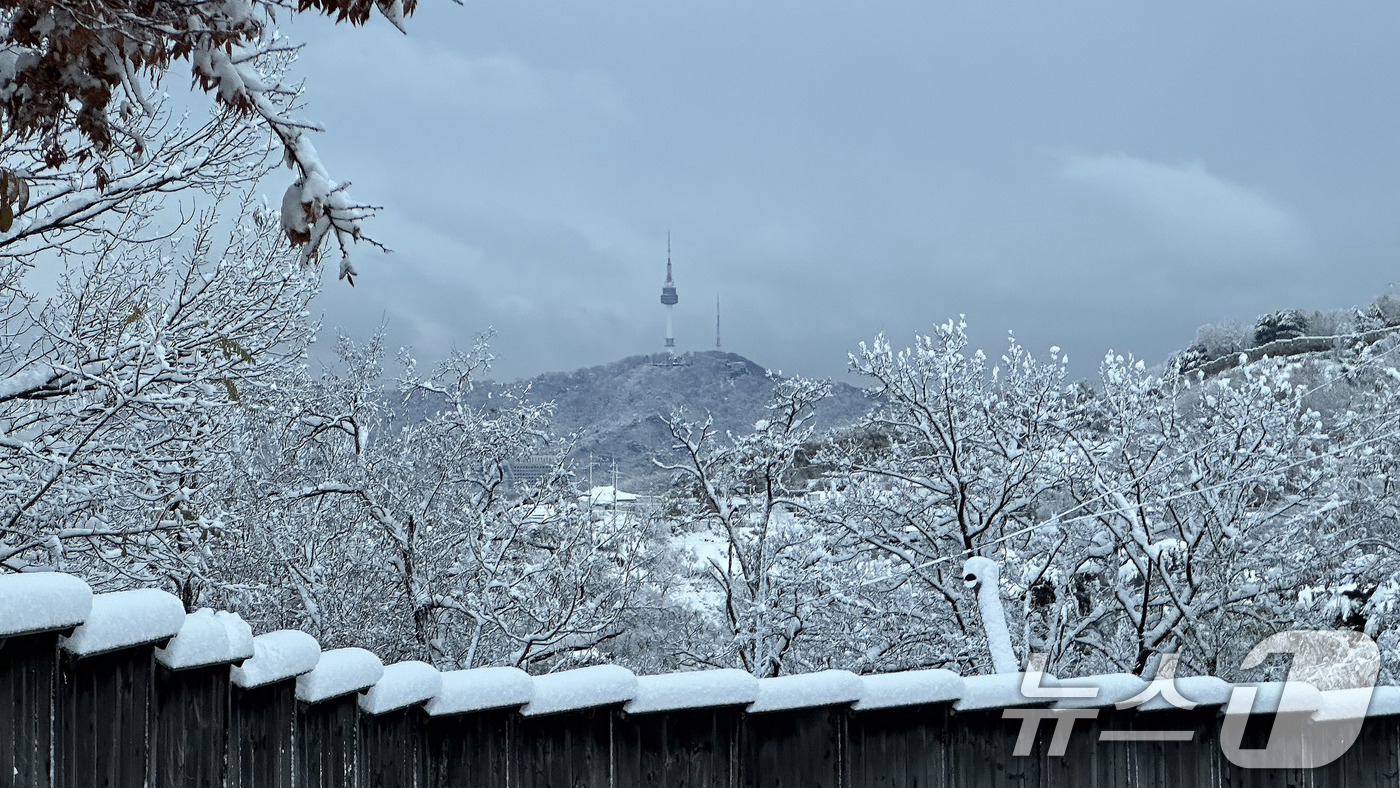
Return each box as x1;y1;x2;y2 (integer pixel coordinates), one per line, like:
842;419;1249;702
296;647;384;704
0;572;92;637
624;669;759;715
747;669;863;714
155;610;255;670
1053;673;1149;709
1310;687;1386;721
522;665;638;717
221;612;255;662
1226;681;1323;716
425;667;534;717
1365;686;1400;718
230;630;321;689
953;672;1061;712
360;661;442;715
855;669;964;711
60;588;184;657
1132;675;1234;711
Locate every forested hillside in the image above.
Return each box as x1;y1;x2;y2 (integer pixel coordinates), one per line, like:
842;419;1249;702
462;351;872;488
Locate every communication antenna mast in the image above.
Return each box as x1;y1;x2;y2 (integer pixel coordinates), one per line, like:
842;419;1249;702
715;295;722;351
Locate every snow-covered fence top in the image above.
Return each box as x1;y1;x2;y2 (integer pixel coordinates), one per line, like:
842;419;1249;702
6;571;1400;788
10;572;1400;720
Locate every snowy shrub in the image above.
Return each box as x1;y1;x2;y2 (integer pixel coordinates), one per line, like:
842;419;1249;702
1194;318;1255;356
1373;293;1400;327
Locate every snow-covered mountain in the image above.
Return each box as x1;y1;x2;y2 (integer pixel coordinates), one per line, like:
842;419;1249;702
468;350;873;489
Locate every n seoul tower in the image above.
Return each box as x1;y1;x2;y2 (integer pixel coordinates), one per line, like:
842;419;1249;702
660;234;679;353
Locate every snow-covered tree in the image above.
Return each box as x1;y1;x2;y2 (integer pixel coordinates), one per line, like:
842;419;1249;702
0;0;403;281
1050;354;1337;675
0;37;329;595
655;376;878;676
219;334;650;670
0;195;318;592
821;319;1077;674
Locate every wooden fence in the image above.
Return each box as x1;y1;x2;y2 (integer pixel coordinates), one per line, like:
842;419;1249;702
4;576;1400;787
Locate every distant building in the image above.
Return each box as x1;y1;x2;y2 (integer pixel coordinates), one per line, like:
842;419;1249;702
650;351;691;368
580;485;641;510
503;455;559;490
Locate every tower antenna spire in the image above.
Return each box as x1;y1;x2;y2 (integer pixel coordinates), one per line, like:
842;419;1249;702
715;295;722;351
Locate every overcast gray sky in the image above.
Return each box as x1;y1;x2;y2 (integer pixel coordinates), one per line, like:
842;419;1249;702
284;1;1400;382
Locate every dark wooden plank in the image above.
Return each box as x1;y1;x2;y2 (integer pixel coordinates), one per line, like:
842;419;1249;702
229;681;296;788
945;708;1041;788
740;706;846;788
0;634;58;788
614;705;742;787
1039;706;1140;788
297;693;361;787
152;663;230;788
361;705;429;788
1106;707;1222;788
514;706;615;788
1219;711;1307;788
1327;713;1400;788
847;703;951;788
54;646;155;788
427;708;514;788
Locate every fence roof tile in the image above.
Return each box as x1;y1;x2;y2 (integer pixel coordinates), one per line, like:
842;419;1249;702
231;629;322;688
522;664;638;717
855;669;964;711
954;672;1060;712
297;647;385;703
625;669;759;714
748;669;863;713
0;572;91;637
155;609;255;670
361;660;442;715
425;666;534;716
1133;675;1233;711
1228;681;1324;715
60;588;184;657
1054;673;1149;709
18;571;1400;725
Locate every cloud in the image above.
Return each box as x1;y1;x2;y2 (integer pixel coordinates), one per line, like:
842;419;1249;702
1059;153;1304;263
435;52;631;119
300;22;631;122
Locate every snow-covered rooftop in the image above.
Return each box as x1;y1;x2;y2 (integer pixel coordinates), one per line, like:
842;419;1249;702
748;670;864;713
625;669;759;715
296;647;384;704
1132;675;1234;712
1226;681;1324;716
522;665;638;717
0;572;92;637
361;661;443;715
954;672;1061;712
581;485;640;506
17;571;1400;724
155;609;255;670
425;667;534;717
855;669;964;711
1053;673;1148;710
1312;686;1391;722
230;630;322;689
60;588;185;657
